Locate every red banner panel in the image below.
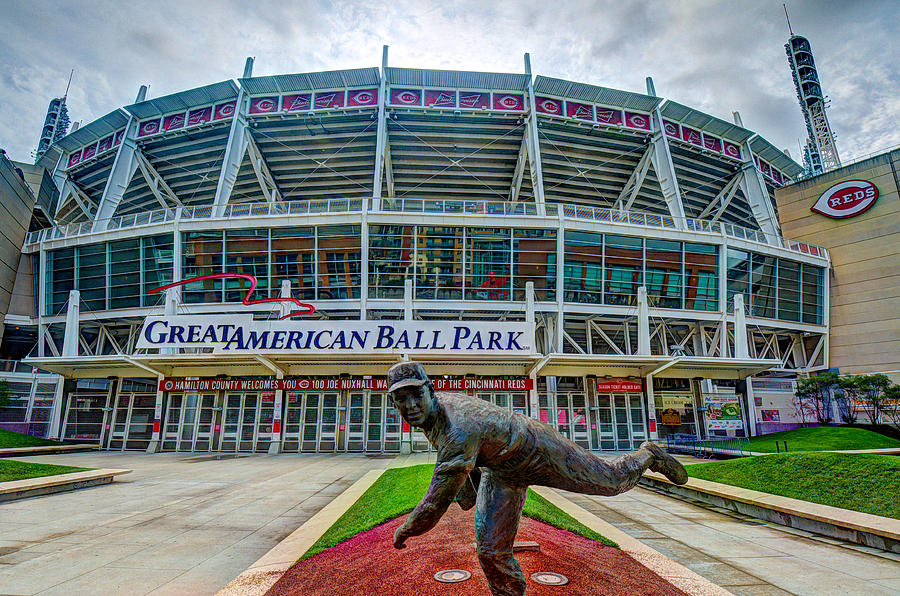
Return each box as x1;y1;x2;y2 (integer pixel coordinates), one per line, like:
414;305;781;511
662;120;679;138
81;143;97;160
773;170;783;184
426;89;456;108
347;89;378;107
432;378;533;391
249;96;279;114
114;130;125;146
313;91;345;109
566;100;594;121
458;92;489;109
681;126;702;147
760;160;771;176
702;134;721;152
282;93;311;112
535;96;563;116
723;141;741;159
213;101;237;121
187;107;212;126
67;151;82;168
138;119;161;137
493;93;524;111
163;112;186;131
390;88;422;106
595;108;622;126
97;135;114;153
624;112;651;130
596;378;643;393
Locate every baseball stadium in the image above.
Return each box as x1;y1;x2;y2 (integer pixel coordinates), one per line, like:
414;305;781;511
5;49;830;454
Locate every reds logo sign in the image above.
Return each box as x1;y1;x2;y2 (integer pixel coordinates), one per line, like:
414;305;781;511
811;180;879;219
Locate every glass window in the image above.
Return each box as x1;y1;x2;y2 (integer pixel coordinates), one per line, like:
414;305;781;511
182;231;223;303
109;239;141;309
684;243;718;311
272;227;315;301
77;243;106;311
416;226;462;300
317;225;360;299
46;248;75;315
368;225;412;299
466;228;511;300
750;254;777;318
777;259;801;322
801;264;824;325
645;239;682;309
604;235;642;305
726;248;750;310
564;231;602;304
513;229;556;301
225;230;269;302
142;235;173;306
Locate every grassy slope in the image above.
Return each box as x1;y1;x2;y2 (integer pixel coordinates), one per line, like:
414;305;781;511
0;429;64;448
0;459;88;482
687;452;900;519
301;464;615;560
748;426;900;453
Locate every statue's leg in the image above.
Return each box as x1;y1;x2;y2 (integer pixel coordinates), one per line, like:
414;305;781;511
474;471;527;596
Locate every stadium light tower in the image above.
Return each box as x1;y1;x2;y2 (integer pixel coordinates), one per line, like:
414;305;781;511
784;5;840;176
34;70;73;163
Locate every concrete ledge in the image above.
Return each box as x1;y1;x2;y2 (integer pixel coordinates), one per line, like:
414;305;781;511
0;444;98;457
531;486;733;596
640;471;900;554
217;468;386;596
0;468;131;502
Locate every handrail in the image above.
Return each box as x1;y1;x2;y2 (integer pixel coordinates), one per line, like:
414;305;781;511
25;197;827;259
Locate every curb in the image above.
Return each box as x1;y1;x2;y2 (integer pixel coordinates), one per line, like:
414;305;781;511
640;471;900;554
0;444;98;457
0;468;131;502
216;468;387;596
531;486;733;596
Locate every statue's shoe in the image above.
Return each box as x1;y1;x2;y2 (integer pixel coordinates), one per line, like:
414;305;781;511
641;441;688;485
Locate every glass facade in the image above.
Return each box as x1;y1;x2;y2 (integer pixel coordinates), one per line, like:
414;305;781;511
726;248;824;324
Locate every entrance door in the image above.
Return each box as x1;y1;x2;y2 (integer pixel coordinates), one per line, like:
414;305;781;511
219;392;275;452
163;392;217;451
546;393;589;448
346;393;366;452
281;392;341;452
107;394;131;449
595;393;647;450
61;392;106;442
365;392;401;452
106;393;156;450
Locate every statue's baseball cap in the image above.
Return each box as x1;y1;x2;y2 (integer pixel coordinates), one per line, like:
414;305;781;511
387;361;429;394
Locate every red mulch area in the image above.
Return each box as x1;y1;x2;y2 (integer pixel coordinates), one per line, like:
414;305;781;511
266;507;688;596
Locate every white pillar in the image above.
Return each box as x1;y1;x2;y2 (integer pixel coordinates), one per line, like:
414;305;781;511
161;287;180;355
645;376;659;440
146;373;164;453
526;282;540;418
403;278;413;321
269;280;292;454
62;290;80;357
372;45;389;211
733;294;749;359
637;286;650;355
524;53;546;217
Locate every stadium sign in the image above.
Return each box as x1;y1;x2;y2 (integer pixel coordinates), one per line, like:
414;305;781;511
811;180;879;219
137;315;535;355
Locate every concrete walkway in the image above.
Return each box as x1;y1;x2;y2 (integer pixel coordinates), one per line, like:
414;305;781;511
0;452;412;595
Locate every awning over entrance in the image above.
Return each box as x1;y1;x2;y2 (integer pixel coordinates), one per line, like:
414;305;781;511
25;352;778;381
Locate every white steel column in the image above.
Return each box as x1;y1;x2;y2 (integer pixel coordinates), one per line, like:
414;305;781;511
645;77;687;229
524;53;546;217
733;294;749;359
359;210;369;320
525;281;539;419
372;46;389;211
269;280;292;454
637;286;650;355
62;290;80;357
213;58;254;218
554;213;564;352
146;373;165;453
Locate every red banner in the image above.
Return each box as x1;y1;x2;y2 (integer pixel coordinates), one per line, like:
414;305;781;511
347;89;378;107
681;126;702;147
160;376;532;393
702;134;721;152
81;143;97;160
249;97;279;114
760;160;771;176
596;108;622;126
624;112;650;130
723;141;741;160
67;152;81;167
773;170;783;184
493;93;524;111
213;101;236;121
188;107;212;125
313;91;345;110
535;96;563;116
426;90;456;108
596;378;643;393
282;93;311;112
662;120;679;138
163;112;186;131
114;130;125;146
98;135;114;153
390;88;422;106
566;101;593;121
432;378;533;391
138;119;161;137
458;92;489;109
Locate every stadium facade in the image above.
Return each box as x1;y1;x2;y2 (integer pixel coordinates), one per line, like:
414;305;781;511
3;51;830;453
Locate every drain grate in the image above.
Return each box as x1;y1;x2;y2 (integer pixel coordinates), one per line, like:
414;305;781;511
434;569;471;583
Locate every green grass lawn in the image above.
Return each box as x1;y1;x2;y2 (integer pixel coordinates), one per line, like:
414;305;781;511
748;426;900;453
0;429;64;449
686;452;900;519
301;464;615;560
0;459;88;483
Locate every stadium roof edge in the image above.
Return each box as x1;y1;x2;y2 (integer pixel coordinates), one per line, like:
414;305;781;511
385;67;528;90
750;135;803;177
55;109;129;152
660;100;753;144
533;76;661;112
125;80;239;119
239;67;380;94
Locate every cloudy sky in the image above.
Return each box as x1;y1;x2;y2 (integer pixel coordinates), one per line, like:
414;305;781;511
1;0;898;167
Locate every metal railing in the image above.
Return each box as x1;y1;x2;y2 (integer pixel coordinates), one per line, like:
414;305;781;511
665;433;752;457
25;197;827;259
0;359;39;374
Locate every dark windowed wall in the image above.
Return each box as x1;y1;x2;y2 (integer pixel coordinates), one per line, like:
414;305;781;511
726;248;824;324
44;236;172;315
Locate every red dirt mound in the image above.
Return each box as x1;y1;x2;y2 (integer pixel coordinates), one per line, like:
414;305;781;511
266;507;688;595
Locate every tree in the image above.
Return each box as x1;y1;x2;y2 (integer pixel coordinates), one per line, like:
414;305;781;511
794;372;839;425
835;376;862;424
882;384;900;429
855;374;892;425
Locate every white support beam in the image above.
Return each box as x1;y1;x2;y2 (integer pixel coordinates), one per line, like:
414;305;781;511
62;290;80;357
637;286;651;355
698;172;741;221
372;46;389;210
60;178;97;220
614;145;653;211
134;150;182;212
383;133;395;198
524;54;546;216
213;58;254;217
645;79;686;228
508;133;528;202
246;132;282;203
740;136;781;238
